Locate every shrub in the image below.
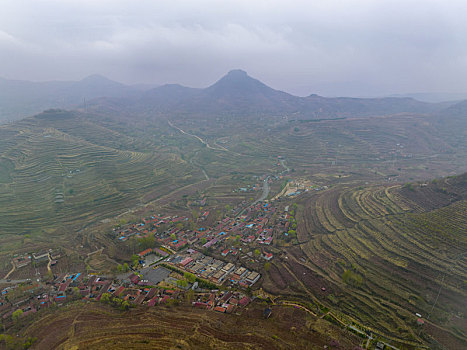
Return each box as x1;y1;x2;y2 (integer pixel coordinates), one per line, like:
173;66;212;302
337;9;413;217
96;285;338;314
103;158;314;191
342;269;363;286
12;309;23;322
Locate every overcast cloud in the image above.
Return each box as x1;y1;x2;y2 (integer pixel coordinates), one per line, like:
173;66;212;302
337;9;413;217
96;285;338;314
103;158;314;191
1;0;466;96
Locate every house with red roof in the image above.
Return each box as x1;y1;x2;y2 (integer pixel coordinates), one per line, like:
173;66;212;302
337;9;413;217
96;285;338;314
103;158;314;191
179;257;194;267
159;295;170;304
193;302;208;309
138;248;153;258
174;240;187;250
264;252;273;261
238;296;250;307
148;296;159;306
113;286;125;297
129;274;140;285
214;306;226;313
226;304;235;314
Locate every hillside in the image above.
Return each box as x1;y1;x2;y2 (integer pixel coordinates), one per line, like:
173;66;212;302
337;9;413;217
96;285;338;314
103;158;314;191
13;301;361;350
262;174;466;347
169;107;467;184
0;109;204;259
441;99;467;116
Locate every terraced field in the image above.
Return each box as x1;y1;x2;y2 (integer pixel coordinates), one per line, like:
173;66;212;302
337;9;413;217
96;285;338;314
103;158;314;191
0;110;205;258
276;174;467;345
179;112;467;183
19;301;361;350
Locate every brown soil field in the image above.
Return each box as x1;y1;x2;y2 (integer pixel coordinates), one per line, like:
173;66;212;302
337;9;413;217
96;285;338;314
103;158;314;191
423;322;466;350
17;301;362;350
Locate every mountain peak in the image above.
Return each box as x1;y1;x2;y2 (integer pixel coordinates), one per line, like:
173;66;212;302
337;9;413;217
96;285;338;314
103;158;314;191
208;69;268;93
81;74;110;82
226;69;248;77
79;74;123;86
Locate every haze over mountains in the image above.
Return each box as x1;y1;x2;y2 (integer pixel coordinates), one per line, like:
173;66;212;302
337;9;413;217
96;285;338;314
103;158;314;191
1;69;463;123
67;70;462;120
0;74;154;122
390;92;467;103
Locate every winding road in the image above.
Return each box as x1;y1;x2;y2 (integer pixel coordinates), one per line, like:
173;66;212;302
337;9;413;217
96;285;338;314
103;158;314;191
279;158;290;173
255;176;270;204
168;120;228;152
236;176;270;218
3;261;15;279
190;150;209;180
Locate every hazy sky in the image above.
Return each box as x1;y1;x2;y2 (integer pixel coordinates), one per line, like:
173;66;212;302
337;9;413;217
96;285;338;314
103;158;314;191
1;0;466;96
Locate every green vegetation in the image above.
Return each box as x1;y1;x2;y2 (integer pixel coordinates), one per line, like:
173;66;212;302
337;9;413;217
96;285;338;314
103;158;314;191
0;334;36;349
100;292;131;311
117;262;130;272
184;272;196;283
176;279;188;288
161;263;217;290
12;309;23;322
342;269;363;286
137;235;155;250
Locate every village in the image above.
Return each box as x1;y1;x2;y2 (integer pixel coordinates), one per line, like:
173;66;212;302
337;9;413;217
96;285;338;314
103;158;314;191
1;159;304;329
0;264;255;327
1;168;300;327
112;193;299;288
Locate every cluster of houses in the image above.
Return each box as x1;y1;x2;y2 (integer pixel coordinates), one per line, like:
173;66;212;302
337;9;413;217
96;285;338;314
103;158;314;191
0;265;253;326
196;201;282;261
114;199;281;263
192;290;251;314
113;214;187;243
233;174;270;194
169;250;261;288
12;254;31;268
1;280;60;323
10;249;61;269
112;193;301;278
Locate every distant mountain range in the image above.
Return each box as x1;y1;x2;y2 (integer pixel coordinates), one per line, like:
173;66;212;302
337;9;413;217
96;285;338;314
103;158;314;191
0;74;153;122
88;70;458;120
1;70;465;122
390;92;467;103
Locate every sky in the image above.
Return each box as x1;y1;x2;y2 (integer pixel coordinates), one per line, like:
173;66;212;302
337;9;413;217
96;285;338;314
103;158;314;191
1;0;467;97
